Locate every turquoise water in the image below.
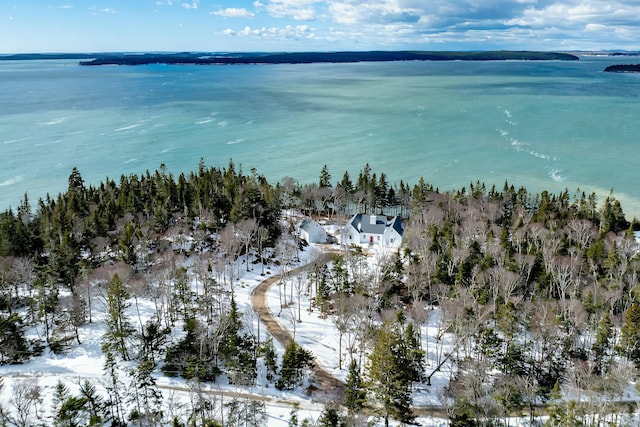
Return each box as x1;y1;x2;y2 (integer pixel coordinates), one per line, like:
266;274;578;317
1;56;640;216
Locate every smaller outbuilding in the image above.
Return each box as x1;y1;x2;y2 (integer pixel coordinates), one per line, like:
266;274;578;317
297;217;328;244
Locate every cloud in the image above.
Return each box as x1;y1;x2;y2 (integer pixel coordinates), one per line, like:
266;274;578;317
157;0;640;50
182;1;198;9
508;1;640;28
272;0;637;49
212;8;255;18
254;0;319;20
328;1;421;25
57;5;73;9
222;24;316;40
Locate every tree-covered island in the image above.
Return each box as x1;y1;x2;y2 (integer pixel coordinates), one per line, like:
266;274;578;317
78;51;579;66
1;160;639;426
604;63;640;73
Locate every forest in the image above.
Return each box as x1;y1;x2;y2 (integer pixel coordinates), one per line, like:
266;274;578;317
0;159;639;426
603;64;640;73
77;51;579;66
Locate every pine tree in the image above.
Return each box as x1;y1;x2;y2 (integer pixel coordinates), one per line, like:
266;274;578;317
129;358;163;425
318;408;346;427
162;317;221;382
402;321;426;383
103;350;126;426
0;312;31;364
620;302;640;367
220;297;257;385
592;314;613;374
102;274;134;360
118;222;138;267
77;380;104;426
344;360;366;413
52;380;72;426
259;337;278;383
276;340;314;390
319;165;332;189
366;317;417;427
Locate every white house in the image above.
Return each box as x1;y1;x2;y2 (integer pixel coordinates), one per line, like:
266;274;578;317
342;214;404;249
298;217;327;244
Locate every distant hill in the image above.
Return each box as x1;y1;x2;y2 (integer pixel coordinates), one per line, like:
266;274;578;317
0;53;106;60
76;51;579;66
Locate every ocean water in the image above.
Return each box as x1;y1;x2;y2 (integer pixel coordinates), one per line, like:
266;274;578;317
1;56;640;216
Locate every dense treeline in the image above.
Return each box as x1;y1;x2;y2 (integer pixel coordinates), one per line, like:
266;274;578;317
1;160;639;426
78;51;579;66
302;166;640;425
604;63;640;73
397;181;639;426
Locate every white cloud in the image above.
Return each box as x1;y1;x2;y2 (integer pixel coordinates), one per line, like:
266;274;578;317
201;0;640;50
182;1;198;9
328;1;420;25
212;8;255;18
57;5;73;9
222;24;316;40
254;0;319;20
327;3;359;24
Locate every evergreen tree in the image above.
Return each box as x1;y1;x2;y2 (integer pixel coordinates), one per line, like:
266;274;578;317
102;274;134;360
52;380;73;426
338;171;353;194
344;360;366;413
219;297;257;385
366;316;419;427
276;340;314;390
315;265;330;316
129;358;163;425
137;318;170;364
620;302;640;367
319;165;332;188
77;380;104;426
0;312;30;364
592;314;613;374
118;221;138;267
259;337;278;383
103;350;126;426
162;317;221;382
599;195;629;234
318;408;346;427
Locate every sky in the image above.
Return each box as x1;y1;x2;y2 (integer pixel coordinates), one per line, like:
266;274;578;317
1;0;639;53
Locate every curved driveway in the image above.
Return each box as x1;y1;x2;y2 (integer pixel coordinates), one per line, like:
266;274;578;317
250;250;345;396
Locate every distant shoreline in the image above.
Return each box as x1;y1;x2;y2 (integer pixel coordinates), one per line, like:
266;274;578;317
0;51;581;64
77;51;579;66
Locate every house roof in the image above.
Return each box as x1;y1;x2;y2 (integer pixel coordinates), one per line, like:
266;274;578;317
299;217;321;233
348;214;403;236
388;216;404;236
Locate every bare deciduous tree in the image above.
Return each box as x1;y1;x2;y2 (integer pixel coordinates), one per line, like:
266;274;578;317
10;378;42;427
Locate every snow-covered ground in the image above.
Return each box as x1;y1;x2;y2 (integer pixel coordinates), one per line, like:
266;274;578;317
14;219;639;426
0;231;457;426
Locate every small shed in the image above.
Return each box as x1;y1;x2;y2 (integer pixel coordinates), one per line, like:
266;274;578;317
298;217;327;244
